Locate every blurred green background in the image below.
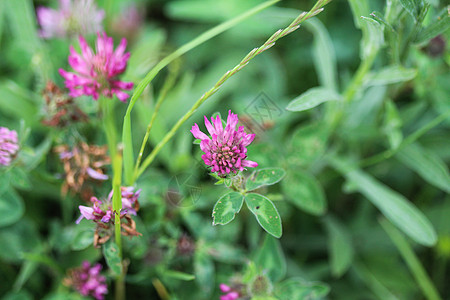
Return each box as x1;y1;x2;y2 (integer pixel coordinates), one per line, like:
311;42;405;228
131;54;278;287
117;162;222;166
0;0;449;299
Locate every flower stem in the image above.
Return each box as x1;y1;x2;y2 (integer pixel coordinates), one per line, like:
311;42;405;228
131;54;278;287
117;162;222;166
100;97;125;300
121;0;281;184
380;218;442;300
100;98;117;159
132;63;180;183
135;0;332;180
359;111;450;168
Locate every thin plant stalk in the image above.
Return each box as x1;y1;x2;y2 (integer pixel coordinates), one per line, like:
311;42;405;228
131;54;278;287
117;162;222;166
121;0;280;184
101;97;125;300
100;98;117;159
132;62;180;184
380;218;442;300
135;0;333;180
112;151;124;300
359;111;450;167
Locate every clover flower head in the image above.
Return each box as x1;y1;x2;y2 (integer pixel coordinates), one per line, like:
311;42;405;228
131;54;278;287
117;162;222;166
191;110;258;177
0;127;19;166
220;284;240;300
64;261;108;300
37;0;104;39
54;143;109;197
107;186;141;216
59;32;133;102
76;187;142;247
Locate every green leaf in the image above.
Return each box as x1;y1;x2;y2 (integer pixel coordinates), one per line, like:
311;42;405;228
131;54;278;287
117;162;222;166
0;189;24;227
194;249;215;296
245;193;282;238
20;137;53;171
282;170;327;216
0;81;38;123
13;260;38;291
380;218;442;300
10;168;31;190
4;0;51;81
383;100;403;150
286;87;342;112
0;170;11;196
254;235;286;282
330;158;437;246
0;220;41;263
71;226;94;251
163;270;195;281
370;11;395;32
287;123;328;166
212;192;244;225
102;241;122;276
207;242;246;264
397;143;450;193
21;252;62;274
305;19;338;91
359;16;384;58
246;168;286;191
416;14;450;44
275;278;330;300
1;291;33;300
366;65;417;86
324;216;354;277
400;0;419;19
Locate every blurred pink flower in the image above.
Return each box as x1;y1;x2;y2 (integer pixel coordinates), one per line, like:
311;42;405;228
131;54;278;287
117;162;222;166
191;110;257;177
219;284;240;300
0;127;19;166
65;261;108;300
37;0;104;39
59;32;133;102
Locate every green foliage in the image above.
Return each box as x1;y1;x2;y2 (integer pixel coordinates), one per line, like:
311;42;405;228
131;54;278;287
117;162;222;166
0;0;449;299
286;87;342;112
246;168;286;191
212;192;244;225
245;193;282;238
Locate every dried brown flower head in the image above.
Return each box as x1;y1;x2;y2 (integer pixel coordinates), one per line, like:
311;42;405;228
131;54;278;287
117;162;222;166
54;142;110;199
42;81;88;128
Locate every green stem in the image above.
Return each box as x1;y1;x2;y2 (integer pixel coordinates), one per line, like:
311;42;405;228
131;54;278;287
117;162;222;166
359;111;449;167
380;218;442;300
135;0;332;180
328;49;378;132
100;98;117;159
101;97;125;300
112;151;124;300
343;50;377;103
133;63;179;183
121;0;281;184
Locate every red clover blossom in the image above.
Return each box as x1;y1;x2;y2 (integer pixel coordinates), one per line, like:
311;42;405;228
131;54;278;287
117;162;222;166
220;284;240;300
37;0;104;39
64;261;108;300
76;187;142;246
0;127;19;166
191;110;258;177
59;32;133;102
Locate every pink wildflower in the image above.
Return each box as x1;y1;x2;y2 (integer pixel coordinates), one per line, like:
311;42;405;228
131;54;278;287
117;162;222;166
220;284;240;300
191;110;258;177
59;32;133;102
76;187;142;247
107;186;141;215
76;196;127;224
0;127;19;166
37;0;104;39
64;261;108;300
